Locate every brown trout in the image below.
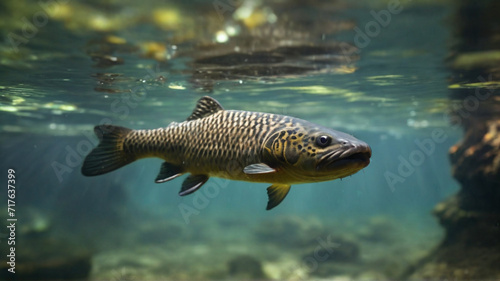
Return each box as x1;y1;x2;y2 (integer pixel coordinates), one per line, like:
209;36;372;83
82;96;371;210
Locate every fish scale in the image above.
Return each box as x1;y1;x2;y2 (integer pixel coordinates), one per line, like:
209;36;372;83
82;96;371;210
123;110;279;176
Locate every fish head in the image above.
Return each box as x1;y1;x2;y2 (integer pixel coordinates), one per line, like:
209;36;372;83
263;125;371;182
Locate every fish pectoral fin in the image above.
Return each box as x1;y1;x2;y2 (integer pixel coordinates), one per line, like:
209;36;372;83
179;174;209;196
155;162;184;183
266;184;291;210
243;163;276;174
186;96;224;121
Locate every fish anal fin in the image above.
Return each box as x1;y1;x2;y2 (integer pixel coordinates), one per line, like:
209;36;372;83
155;162;183;183
187;96;224;121
179;174;209;196
266;184;291;210
243;163;276;174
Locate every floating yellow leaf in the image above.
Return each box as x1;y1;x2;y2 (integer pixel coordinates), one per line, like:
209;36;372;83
453;50;500;70
168;83;186;90
141;42;167;61
448;81;500;89
0;106;17;112
106;35;127;45
153;8;182;30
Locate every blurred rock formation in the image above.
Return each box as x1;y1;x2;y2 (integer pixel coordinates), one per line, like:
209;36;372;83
404;1;500;279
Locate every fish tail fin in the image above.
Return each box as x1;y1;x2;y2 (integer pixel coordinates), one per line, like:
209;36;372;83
81;125;135;176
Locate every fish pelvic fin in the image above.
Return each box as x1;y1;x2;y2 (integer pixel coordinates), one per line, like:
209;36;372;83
81;125;135;176
179;174;209;196
266;184;291;210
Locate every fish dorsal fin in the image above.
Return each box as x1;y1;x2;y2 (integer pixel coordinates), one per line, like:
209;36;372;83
187;96;224;121
266;184;291;210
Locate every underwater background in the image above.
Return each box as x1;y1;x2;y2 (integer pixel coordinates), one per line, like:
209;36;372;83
1;0;499;280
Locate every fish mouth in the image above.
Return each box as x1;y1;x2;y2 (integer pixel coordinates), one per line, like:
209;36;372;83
318;145;372;170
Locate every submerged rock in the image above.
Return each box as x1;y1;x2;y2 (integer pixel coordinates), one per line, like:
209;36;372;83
301;237;360;263
0;255;91;281
404;1;500;279
227;255;266;280
406;89;500;280
404;191;500;280
0;235;92;281
356;216;395;243
254;216;325;248
135;221;186;245
448;118;500;212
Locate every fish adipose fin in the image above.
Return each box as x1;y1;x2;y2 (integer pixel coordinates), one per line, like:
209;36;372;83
155;162;184;183
187;96;224;121
243;163;276;174
179;174;209;196
266;184;291;210
81;125;134;176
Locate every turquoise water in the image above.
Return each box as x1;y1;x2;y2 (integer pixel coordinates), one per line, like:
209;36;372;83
0;0;472;280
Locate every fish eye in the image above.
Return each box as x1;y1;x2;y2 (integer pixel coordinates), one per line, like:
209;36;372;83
316;135;331;147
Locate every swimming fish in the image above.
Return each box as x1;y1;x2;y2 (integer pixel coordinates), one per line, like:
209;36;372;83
81;96;371;210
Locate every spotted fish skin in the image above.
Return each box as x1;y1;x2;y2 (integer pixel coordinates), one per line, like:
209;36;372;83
82;96;372;210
